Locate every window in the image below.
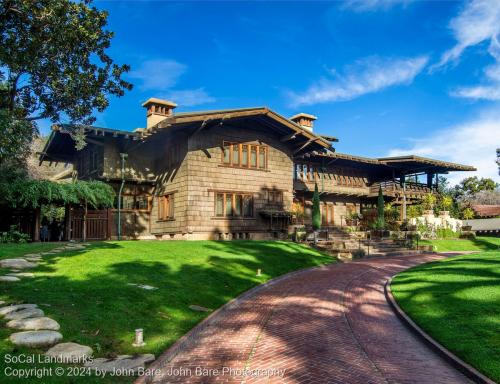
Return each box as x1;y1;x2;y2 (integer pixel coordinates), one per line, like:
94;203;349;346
135;195;150;210
222;142;267;170
158;194;175;220
267;190;283;204
215;192;253;217
322;204;334;225
259;147;266;169
116;195;151;211
250;146;257;167
242;145;248;166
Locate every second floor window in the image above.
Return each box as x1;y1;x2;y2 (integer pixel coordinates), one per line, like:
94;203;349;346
158;193;175;220
116;195;151;211
215;192;253;217
223;142;267;169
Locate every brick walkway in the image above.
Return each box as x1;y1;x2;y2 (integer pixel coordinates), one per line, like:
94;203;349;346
139;254;470;384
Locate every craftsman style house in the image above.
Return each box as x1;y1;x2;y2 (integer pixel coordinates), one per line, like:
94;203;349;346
40;98;475;240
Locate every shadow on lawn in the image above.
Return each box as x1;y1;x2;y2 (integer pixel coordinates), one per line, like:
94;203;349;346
0;241;332;360
3;243;495;383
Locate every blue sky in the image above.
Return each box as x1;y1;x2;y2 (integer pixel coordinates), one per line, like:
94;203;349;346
40;0;500;184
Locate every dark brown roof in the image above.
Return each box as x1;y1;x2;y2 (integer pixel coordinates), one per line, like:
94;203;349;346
471;205;500;218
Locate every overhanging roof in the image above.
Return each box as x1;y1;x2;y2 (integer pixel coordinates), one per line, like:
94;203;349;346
377;155;476;173
300;152;476;179
145;106;333;151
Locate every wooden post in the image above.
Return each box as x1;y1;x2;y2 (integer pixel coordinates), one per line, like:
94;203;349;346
402;176;407;221
64;205;71;241
33;208;41;242
83;202;87;242
106;208;112;240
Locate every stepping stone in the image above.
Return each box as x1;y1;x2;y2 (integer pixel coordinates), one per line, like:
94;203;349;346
0;259;38;269
7;272;35;278
0;301;5;305
0;304;38;316
46;343;93;363
7;317;60;331
10;331;63;348
127;283;158;290
25;258;42;262
189;305;212;312
0;276;20;282
23;254;41;257
5;307;44;321
85;354;155;374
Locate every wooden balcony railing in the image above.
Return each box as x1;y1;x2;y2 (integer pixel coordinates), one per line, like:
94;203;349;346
369;181;436;197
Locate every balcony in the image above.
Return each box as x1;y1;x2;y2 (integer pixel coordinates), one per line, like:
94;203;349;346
369;181;436;198
294;179;370;196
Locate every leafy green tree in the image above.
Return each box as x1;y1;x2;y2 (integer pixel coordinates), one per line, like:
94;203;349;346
312;182;321;231
451;177;498;200
376;186;385;229
0;0;132;162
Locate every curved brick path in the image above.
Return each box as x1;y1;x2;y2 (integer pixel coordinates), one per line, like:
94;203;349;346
138;254;470;384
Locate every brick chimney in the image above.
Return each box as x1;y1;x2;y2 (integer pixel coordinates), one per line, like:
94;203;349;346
290;113;317;132
142;98;177;129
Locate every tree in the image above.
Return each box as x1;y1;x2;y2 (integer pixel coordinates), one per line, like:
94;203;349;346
376;186;385;229
496;148;499;176
312;183;321;231
451;177;498;200
0;0;132;162
422;193;437;211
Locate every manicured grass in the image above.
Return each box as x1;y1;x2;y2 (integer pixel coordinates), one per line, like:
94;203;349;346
419;236;500;252
0;240;334;383
0;242;63;260
391;251;500;382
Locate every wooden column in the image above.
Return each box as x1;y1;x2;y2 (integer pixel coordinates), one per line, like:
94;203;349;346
33;208;41;242
64;205;70;241
402;177;407;221
106;208;112;240
83;202;87;242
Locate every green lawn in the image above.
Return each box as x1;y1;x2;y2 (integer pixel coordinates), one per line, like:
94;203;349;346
0;240;334;383
0;242;63;260
391;251;500;382
419;236;500;252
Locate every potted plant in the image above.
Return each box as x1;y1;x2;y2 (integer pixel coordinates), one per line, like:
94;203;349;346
422;193;437;215
439;195;453;216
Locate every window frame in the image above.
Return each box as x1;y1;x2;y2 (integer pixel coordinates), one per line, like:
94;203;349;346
157;193;175;221
214;192;254;218
222;141;268;170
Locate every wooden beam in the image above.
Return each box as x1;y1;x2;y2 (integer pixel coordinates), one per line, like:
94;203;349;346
280;132;297;142
85;138;104;146
293;138;316;155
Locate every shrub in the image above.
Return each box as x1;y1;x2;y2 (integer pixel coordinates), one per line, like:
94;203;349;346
422;193;437;210
0;225;30;243
351;249;366;259
436;227;460;239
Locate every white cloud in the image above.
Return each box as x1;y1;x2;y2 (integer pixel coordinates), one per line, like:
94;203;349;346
128;59;215;106
433;0;500;101
435;0;500;68
342;0;414;12
450;84;500;100
161;88;216;107
387;108;500;185
129;59;186;91
287;55;428;106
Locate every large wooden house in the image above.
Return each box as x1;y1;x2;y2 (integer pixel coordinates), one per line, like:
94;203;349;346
40;98;475;240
